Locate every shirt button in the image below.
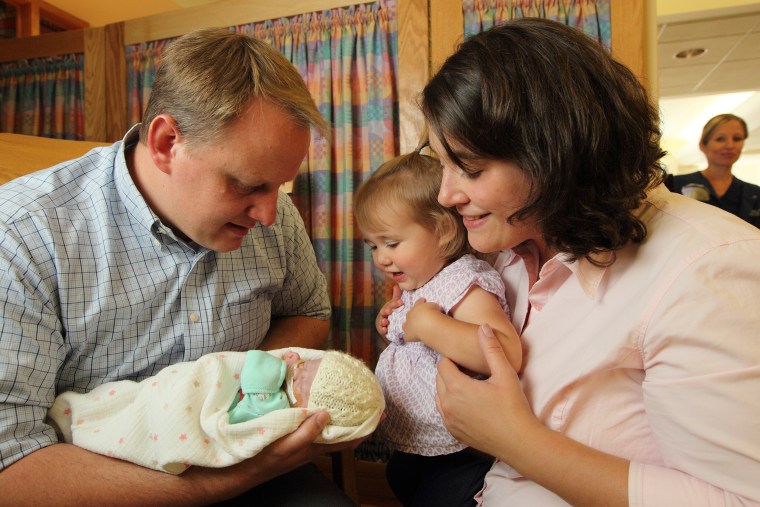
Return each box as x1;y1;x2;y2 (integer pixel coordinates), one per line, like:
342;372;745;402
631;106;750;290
190;313;201;323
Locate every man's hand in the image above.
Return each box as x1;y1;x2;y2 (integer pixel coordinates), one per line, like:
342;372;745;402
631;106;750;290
247;411;355;475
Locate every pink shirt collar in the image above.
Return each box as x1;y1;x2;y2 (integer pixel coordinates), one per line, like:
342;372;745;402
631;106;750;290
511;242;611;302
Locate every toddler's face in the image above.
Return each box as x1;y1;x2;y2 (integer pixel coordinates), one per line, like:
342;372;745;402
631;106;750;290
361;206;447;291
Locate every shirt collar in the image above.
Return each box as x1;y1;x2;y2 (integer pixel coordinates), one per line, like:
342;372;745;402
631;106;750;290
115;124;158;233
552;184;666;299
511;240;612;302
560;252;611;300
114;124;204;253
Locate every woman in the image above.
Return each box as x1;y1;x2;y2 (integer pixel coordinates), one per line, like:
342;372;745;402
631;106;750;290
419;19;760;506
672;114;760;227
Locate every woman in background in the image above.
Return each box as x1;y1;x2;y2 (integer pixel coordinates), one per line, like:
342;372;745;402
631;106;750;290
672;113;760;227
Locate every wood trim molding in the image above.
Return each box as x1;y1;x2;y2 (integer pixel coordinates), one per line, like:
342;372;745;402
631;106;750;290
0;29;84;62
84;26;107;141
4;0;88;37
397;0;429;153
105;22;128;142
430;0;463;73
123;0;375;45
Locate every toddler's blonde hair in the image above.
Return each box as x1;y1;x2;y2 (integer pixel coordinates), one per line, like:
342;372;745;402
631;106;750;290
354;152;471;263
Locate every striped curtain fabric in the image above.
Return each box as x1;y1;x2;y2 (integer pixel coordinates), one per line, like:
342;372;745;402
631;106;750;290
463;0;611;48
0;53;85;139
126;38;172;128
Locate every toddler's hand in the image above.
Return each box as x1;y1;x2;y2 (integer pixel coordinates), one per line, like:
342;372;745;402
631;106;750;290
403;298;442;343
375;285;402;337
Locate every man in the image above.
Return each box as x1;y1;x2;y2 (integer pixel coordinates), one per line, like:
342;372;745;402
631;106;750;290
0;28;356;505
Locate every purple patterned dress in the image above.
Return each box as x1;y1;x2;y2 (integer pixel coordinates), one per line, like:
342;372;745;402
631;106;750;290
375;254;509;456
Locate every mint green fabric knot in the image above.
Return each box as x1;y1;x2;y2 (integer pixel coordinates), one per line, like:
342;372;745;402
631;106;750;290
228;350;290;423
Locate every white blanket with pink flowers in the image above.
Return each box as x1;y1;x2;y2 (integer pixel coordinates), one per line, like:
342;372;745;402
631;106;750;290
47;348;382;474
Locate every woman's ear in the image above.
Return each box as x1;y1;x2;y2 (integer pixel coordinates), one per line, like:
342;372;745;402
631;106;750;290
146;114;181;175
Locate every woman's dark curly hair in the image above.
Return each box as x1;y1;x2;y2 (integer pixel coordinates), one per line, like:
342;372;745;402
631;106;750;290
421;18;666;265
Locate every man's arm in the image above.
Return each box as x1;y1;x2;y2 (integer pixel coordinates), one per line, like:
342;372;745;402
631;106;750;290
0;411;358;506
259;315;330;351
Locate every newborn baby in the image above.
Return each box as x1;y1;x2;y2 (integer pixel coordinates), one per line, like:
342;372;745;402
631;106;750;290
48;348;384;474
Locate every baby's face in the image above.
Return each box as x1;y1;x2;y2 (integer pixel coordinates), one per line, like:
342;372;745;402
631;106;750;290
285;355;321;407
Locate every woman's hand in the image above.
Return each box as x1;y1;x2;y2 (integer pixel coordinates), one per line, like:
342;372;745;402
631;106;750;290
435;324;537;457
436;324;629;506
375;285;402;337
402;298;443;343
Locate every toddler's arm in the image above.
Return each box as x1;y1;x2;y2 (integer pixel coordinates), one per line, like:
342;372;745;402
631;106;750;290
404;286;521;375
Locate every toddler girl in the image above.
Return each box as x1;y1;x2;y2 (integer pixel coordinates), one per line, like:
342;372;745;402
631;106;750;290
354;151;522;506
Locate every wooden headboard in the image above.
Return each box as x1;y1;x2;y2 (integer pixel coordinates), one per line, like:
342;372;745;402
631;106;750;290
0;133;109;185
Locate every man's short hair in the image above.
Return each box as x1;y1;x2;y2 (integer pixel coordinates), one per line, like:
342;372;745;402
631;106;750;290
139;27;328;146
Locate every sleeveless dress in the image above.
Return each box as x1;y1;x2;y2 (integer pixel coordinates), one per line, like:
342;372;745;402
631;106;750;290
375;254;509;456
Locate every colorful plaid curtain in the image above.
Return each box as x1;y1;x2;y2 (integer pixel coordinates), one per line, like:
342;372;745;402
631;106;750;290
126;39;172;128
463;0;611;48
125;1;398;364
0;53;85;139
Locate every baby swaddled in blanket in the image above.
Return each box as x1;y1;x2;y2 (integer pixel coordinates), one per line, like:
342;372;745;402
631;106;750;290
47;348;384;474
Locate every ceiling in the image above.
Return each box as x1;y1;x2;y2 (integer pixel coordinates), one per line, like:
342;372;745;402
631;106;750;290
657;4;760;184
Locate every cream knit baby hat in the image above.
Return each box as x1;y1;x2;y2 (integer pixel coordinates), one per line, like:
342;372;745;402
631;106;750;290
307;350;384;427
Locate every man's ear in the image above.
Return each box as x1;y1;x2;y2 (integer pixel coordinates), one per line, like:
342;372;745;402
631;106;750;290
146;115;181;175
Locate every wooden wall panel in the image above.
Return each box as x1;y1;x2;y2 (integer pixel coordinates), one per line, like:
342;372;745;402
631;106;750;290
123;0;374;45
4;0;88;37
105;22;127;142
611;0;656;96
610;0;644;79
611;0;644;77
430;0;463;73
83;26;106;141
0;29;83;62
397;0;429;153
396;0;464;154
15;2;39;37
